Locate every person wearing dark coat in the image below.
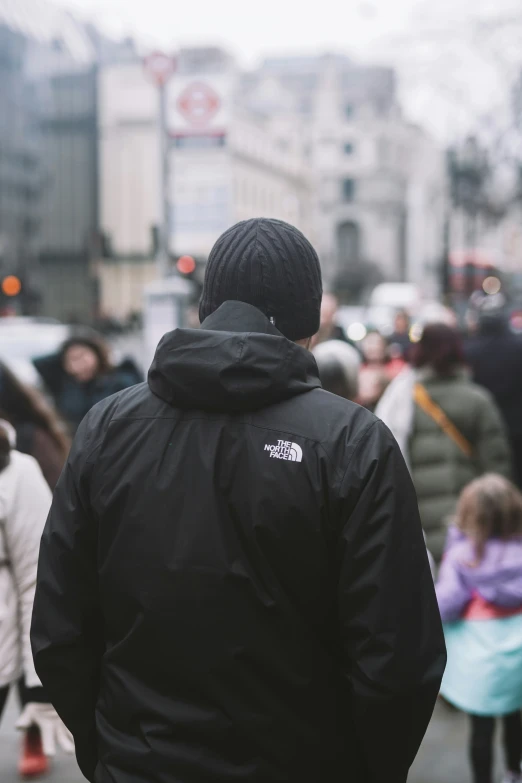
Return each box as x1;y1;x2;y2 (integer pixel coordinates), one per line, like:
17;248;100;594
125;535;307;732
33;335;143;433
389;310;413;360
31;219;445;783
466;308;522;488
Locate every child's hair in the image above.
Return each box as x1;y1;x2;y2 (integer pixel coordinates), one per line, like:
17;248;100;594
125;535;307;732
457;474;522;561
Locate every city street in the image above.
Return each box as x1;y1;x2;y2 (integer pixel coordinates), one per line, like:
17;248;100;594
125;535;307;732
0;692;80;781
0;696;505;782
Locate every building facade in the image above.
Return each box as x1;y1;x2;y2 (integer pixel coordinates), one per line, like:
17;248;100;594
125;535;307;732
0;20;41;312
0;0;136;320
97;48;312;319
242;54;446;298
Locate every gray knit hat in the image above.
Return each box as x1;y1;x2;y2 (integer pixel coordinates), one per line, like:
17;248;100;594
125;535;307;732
199;218;323;341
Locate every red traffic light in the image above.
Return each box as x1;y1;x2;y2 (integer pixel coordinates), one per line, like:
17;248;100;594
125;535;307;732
1;275;22;297
176;255;196;275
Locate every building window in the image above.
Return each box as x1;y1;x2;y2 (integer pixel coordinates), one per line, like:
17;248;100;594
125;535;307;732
344;104;354;120
338;221;360;264
343;142;354;155
342;178;356;202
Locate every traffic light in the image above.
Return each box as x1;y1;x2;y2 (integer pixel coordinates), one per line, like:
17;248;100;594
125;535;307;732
176;255;196;275
1;275;22;297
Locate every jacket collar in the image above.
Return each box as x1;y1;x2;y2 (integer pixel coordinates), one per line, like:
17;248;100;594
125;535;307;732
148;301;320;413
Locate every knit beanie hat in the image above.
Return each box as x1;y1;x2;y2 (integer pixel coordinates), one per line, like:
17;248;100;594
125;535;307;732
199;218;323;341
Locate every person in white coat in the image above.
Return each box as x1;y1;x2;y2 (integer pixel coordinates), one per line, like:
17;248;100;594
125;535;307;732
0;420;73;777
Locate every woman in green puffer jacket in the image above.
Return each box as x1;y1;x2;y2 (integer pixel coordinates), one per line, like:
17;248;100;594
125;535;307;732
376;323;512;561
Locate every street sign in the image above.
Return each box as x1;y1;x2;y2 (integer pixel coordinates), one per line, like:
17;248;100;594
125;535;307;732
167;72;231;138
177;82;221;127
143;51;176;87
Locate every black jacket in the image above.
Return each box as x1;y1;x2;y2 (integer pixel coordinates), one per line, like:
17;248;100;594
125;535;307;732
32;301;445;783
465;327;522;438
465;326;522;484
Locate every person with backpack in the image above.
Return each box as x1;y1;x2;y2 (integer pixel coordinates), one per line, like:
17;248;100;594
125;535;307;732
0;421;73;778
31;218;445;783
376;323;512;561
437;474;522;783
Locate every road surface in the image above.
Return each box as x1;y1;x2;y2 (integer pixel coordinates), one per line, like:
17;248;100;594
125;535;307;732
2;695;507;782
0;691;81;781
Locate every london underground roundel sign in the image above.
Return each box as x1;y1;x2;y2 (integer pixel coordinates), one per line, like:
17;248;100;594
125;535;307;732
177;82;221;127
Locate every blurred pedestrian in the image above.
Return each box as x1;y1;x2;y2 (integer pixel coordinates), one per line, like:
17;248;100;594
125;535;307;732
313;339;361;401
389;309;412;359
33;334;142;433
357;365;389;411
466;295;522;487
358;331;405;410
0;421;73;778
361;330;406;379
32;218;445;783
310;292;349;347
436;474;522;783
0;362;69;489
376;323;511;560
314;341;435;573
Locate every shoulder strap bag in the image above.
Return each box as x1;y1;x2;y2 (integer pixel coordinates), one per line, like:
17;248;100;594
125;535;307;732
413;383;474;458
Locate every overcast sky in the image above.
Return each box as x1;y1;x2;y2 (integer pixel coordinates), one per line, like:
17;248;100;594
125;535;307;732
56;0;415;60
55;0;522;141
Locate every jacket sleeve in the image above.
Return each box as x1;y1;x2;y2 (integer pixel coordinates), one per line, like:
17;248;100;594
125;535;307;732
5;454;51;689
435;550;472;622
31;409;105;782
475;393;512;478
337;420;446;783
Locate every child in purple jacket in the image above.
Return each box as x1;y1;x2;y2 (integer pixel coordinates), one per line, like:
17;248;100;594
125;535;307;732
436;474;522;783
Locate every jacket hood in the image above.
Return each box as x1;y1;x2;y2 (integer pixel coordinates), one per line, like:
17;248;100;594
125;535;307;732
471;539;522;607
148;300;321;412
450;537;522;608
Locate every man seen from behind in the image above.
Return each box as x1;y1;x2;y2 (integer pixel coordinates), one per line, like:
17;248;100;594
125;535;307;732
32;218;446;783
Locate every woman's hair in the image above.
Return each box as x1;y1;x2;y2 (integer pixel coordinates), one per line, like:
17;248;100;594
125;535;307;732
313;340;361;401
0;425;10;472
457;474;522;561
0;362;70;459
60;335;112;375
411;323;464;375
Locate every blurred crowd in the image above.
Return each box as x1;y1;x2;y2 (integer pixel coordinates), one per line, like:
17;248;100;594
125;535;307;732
313;293;522;529
1;291;519;566
0;335;142;491
0;294;520;559
0;333;143;775
1;287;522;782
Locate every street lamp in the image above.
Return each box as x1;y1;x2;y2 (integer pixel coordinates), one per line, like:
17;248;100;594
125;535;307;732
143;52;177;280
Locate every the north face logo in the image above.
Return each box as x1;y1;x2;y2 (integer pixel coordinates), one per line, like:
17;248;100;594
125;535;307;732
264;440;303;462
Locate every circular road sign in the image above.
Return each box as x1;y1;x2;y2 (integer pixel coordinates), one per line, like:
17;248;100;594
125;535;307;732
143;51;176;87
